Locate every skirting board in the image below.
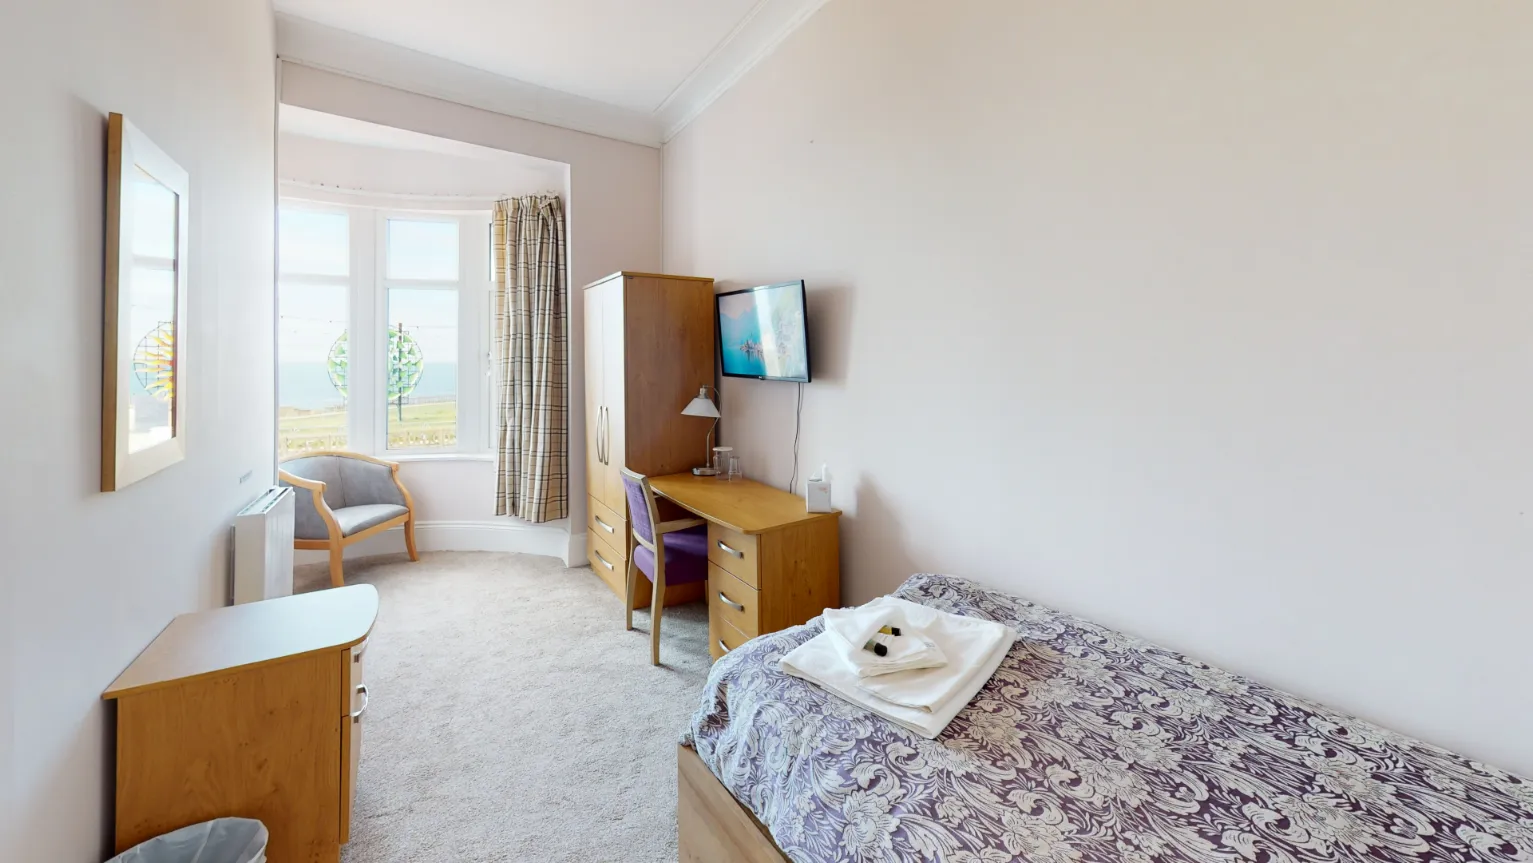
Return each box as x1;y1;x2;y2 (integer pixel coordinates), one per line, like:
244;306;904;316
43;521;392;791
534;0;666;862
295;520;583;567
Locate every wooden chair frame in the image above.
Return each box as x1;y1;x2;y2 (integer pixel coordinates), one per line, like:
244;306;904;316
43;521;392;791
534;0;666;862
279;450;419;587
620;467;705;665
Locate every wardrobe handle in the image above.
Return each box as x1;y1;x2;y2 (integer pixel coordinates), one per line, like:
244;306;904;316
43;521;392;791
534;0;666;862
595;406;605;465
349;684;369;722
593;549;615;571
716;541;744;559
604;406;612;466
718;591;745;613
594;516;615;534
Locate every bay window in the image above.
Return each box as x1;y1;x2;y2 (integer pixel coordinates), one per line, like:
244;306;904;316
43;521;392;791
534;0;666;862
278;200;491;459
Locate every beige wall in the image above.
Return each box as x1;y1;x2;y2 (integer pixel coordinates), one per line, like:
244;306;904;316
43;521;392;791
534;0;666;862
281;63;664;553
664;0;1533;775
0;1;277;860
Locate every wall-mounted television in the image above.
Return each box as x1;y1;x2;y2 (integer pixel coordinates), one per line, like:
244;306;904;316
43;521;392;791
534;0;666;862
717;281;811;383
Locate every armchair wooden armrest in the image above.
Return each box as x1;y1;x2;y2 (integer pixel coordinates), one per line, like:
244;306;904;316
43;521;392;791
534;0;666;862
654;517;706;535
311;451;414;507
278;450;420;589
279;468;344;543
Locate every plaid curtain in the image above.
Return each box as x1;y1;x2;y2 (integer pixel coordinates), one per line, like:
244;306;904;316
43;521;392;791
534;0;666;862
492;196;569;522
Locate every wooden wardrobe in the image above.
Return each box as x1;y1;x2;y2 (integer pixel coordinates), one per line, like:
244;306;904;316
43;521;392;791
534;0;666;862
584;271;716;608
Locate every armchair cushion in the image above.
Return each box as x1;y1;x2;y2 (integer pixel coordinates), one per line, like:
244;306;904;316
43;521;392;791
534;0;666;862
333;504;409;537
338;458;407;508
283;455;349;510
279;453;412;541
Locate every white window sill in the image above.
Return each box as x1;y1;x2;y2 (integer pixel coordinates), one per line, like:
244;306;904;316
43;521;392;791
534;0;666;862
385;452;496;463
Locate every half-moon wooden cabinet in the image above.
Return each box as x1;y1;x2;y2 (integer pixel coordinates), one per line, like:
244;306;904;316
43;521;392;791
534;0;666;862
104;585;378;862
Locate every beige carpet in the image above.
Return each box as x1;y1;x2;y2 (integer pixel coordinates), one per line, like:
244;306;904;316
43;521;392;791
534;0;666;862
296;551;712;863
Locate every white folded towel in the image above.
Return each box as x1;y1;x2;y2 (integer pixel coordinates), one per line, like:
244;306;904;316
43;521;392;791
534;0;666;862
851;632;948;678
780;599;1016;739
822;602;898;653
854;599;1012;711
824;596;948;678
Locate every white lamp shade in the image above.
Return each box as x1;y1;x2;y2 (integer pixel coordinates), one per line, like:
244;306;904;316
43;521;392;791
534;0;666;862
682;396;720;419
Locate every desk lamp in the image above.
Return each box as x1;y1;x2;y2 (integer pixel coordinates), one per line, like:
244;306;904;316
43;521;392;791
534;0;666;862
682;387;721;475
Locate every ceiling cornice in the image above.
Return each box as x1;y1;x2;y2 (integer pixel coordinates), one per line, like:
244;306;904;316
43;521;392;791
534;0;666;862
275;14;664;147
655;0;831;143
276;1;831;150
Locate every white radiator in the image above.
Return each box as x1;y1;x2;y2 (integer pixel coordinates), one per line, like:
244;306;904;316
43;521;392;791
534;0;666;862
231;486;295;605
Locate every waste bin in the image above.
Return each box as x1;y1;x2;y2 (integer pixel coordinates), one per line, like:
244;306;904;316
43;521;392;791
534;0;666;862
107;818;268;863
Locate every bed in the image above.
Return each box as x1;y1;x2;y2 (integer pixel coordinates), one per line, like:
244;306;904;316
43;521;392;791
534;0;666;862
679;573;1533;863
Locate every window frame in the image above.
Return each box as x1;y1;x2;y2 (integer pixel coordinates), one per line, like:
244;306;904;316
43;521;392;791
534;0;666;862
277;200;356;454
277;196;493;460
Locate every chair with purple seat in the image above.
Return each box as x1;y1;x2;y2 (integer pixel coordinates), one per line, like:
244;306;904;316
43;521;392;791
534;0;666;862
621;467;708;665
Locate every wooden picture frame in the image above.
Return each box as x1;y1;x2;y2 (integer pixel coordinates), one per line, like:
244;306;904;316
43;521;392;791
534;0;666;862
103;113;189;491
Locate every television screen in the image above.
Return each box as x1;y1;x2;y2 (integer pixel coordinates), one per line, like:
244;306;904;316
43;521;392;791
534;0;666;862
717;281;811;382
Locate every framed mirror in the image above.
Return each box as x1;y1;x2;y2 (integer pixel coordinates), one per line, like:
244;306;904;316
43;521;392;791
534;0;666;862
103;113;189;491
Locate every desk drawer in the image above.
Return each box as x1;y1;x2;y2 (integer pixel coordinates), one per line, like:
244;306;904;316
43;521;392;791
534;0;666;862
707;524;759;587
587;495;627;557
709;564;759;637
710;612;752;661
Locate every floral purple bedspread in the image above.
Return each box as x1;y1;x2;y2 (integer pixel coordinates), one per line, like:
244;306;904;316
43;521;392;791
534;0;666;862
682;573;1533;863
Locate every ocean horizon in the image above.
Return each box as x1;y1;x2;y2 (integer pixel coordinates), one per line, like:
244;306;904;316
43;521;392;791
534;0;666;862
279;362;457;410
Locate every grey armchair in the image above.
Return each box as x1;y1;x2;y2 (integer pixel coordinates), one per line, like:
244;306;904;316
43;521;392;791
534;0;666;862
278;451;419;587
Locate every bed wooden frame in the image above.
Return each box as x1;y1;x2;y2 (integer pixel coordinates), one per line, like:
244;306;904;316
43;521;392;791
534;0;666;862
678;744;790;863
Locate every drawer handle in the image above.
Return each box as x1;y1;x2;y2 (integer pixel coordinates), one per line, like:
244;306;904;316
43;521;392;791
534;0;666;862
353;640;367;662
594;516;615;534
716;541;744;559
717;640;729;654
718;591;745;613
350;684;369;722
594;549;615;571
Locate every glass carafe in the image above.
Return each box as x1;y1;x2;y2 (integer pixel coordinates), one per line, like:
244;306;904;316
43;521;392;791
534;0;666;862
712;446;734;477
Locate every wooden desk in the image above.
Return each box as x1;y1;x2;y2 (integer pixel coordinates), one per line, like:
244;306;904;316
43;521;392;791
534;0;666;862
104;585;379;862
649;474;840;660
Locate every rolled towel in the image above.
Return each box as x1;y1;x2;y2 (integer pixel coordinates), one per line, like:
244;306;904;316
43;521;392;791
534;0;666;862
780;612;1015;739
850;631;948;678
824;597;949;677
855;599;1011;712
822;602;899;653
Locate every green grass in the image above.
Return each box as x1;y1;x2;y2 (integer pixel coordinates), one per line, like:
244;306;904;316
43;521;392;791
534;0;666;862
280;401;459;456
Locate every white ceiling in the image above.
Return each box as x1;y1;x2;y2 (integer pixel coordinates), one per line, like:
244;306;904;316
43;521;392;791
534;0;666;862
276;0;757;114
274;0;832;146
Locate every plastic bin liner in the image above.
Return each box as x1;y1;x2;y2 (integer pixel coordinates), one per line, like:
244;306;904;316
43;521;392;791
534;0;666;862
107;818;268;863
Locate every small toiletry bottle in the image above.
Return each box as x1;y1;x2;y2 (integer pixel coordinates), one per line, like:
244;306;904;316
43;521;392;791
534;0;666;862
806;464;832;513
